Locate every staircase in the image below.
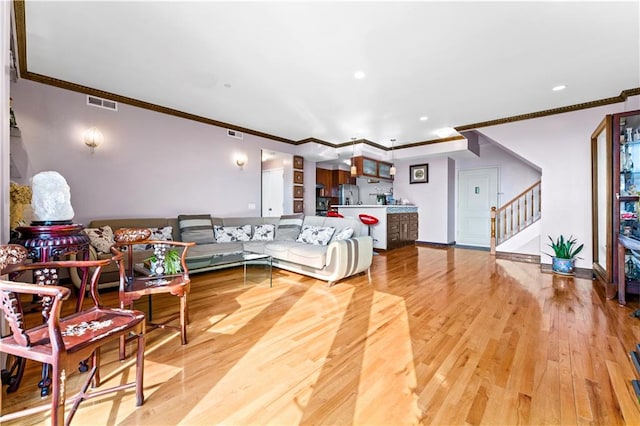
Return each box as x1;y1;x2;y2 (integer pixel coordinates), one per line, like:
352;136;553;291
490;180;541;254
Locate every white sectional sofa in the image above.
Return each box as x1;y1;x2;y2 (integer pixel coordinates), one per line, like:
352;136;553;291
70;214;373;289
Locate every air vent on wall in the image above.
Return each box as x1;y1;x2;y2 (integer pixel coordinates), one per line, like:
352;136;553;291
86;95;118;111
227;129;243;139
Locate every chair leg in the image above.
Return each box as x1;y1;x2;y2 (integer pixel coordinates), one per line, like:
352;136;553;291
367;267;372;283
180;295;188;345
50;363;65;426
92;348;101;387
119;334;127;361
136;331;145;406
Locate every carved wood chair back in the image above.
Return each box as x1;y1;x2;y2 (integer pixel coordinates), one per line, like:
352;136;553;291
0;244;146;426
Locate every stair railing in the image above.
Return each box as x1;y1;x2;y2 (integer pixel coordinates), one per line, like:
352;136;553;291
490;180;541;255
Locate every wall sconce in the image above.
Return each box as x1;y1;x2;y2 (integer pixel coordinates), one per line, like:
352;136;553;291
83;127;103;153
235;153;248;169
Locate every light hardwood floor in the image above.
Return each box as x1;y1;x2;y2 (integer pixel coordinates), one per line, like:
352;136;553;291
3;245;640;425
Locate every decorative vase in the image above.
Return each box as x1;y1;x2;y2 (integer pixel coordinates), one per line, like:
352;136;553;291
552;257;575;276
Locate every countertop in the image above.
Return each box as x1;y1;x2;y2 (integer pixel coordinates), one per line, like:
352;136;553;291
335;205;418;213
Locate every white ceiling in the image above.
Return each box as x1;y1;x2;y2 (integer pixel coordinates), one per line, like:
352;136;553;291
18;1;640;148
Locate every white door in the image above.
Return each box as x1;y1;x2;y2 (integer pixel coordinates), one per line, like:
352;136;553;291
262;168;284;217
457;167;499;246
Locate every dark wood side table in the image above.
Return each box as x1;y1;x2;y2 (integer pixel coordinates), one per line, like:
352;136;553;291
8;223;91;396
11;223;91;310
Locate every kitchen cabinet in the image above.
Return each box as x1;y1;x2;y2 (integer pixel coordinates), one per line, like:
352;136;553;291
335;170;355;186
378;161;393;179
352;156;394;181
336;206;418;250
316;168;355;199
591;110;640;300
387;212;418;250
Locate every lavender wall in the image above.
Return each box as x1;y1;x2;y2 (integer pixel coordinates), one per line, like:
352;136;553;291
10;79;311;225
480;95;640;268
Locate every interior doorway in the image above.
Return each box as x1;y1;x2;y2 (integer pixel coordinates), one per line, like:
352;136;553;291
457;167;499;246
262;168;284;217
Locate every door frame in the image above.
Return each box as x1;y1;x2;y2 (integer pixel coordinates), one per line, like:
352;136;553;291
456;167;499;247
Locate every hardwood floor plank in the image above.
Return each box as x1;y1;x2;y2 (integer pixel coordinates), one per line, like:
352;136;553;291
3;246;640;425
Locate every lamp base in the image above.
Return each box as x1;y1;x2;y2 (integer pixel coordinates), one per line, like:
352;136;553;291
30;220;73;226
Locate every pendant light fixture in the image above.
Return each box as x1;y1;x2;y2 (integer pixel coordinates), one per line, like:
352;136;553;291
389;138;397;176
350;137;357;177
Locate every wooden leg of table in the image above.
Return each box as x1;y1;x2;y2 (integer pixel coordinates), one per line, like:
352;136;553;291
180;295;188;345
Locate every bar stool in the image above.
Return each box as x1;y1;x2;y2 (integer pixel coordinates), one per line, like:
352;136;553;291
358;214;379;236
327;210;344;218
359;214;380;257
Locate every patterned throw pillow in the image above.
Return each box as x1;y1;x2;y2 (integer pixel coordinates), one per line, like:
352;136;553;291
214;225;251;242
134;226;173;251
178;214;215;245
275;214;304;241
332;226;354;242
251;224;275;241
84;226;115;254
296;225;336;246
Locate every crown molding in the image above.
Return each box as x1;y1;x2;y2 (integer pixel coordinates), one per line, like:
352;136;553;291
455;88;640;132
13;1;640;153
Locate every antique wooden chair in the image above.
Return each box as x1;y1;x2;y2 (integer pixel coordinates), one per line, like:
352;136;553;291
0;244;145;426
111;228;195;355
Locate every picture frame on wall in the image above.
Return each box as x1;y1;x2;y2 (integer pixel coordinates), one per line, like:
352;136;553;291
410;164;428;184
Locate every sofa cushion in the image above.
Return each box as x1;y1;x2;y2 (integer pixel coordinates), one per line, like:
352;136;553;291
179;214;215;244
188;242;244;257
251;224;275;241
331;226;354;242
296;225;335;246
214;225;251;242
275;214;304;241
263;240;300;261
243;241;268;254
185;242;244;269
287;243;328;269
84;225;115;254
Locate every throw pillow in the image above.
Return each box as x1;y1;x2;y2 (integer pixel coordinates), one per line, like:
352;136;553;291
251;224;275;241
84;225;115;254
134;226;173;251
178;214;215;245
332;226;354;242
296;225;336;246
275;214;304;241
214;225;251;242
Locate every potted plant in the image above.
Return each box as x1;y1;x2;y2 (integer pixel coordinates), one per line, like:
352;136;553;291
546;235;584;275
147;247;182;276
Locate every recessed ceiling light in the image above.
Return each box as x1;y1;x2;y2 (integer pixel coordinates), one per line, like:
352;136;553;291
434;127;457;138
552;84;566;91
354;71;366;79
419;116;429;121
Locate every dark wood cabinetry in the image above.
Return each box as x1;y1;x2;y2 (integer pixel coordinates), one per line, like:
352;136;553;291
316;168;355;198
591;110;640;300
387;213;418;249
352;156;394;181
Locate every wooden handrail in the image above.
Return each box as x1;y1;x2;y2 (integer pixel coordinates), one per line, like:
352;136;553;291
490;180;541;254
496;180;541;214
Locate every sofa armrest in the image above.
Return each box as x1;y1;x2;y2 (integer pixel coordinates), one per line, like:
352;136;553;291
323;236;373;284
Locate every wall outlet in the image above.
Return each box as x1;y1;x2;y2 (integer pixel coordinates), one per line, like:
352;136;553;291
248;203;256;210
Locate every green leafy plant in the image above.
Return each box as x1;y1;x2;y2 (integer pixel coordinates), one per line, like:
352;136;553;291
546;235;584;260
147;248;182;275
